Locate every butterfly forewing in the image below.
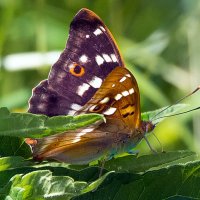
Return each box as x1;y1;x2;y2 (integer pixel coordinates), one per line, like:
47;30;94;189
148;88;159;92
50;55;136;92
78;67;141;131
29;8;124;116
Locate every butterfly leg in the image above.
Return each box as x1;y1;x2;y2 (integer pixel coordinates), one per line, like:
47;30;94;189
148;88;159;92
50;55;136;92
143;136;158;154
98;151;116;177
152;132;165;153
98;158;106;178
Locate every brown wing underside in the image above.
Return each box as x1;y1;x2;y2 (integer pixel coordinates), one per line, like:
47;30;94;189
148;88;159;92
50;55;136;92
32;125;113;164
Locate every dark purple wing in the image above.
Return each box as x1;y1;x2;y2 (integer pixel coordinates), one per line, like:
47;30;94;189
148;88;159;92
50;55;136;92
28;8;124;116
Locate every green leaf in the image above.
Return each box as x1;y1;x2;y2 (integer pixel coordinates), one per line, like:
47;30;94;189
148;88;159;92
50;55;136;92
75;161;200;200
0;104;186;140
0;156;32;171
104;150;197;173
0;107;104;138
4;170;87;200
81;171;114;193
1;158;200;199
0;136;32;158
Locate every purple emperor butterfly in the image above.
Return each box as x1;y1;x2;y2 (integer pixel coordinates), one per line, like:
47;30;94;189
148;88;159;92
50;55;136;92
27;8;155;164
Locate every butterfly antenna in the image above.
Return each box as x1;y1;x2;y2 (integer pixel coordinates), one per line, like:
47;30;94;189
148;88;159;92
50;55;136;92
151;85;200;121
152;106;200;121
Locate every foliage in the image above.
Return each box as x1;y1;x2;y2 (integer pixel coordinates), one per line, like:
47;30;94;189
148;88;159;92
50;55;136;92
0;107;199;199
0;107;104;138
1;153;200;199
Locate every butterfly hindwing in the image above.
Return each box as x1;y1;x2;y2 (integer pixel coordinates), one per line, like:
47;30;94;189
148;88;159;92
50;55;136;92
32;124;115;164
29;8;124;116
31;116;135;164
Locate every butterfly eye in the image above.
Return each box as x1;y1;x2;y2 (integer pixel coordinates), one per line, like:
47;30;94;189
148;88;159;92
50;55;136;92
69;63;85;77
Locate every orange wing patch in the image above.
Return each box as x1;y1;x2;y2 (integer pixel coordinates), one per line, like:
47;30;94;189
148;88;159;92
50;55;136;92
77;66;141;131
69;63;85;77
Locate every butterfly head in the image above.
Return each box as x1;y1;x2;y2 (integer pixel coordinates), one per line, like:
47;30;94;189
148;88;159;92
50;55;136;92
141;120;155;135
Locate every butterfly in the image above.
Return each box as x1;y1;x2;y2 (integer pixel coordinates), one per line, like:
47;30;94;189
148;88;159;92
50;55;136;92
27;8;155;164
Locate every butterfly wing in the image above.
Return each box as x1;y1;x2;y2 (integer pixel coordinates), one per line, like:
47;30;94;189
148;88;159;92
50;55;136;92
78;67;141;131
32;124;117;164
30;67;142;163
28;9;143;163
28;8;124;116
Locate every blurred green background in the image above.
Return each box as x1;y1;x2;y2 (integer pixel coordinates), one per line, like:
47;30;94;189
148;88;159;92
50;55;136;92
0;0;200;154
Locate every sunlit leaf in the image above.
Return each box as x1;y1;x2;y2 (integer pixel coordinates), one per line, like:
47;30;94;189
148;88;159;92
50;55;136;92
3;170;87;200
0;107;104;138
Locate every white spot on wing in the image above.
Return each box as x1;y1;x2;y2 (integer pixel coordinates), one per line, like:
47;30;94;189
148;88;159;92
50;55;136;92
70;103;82;111
112;84;116;87
119;76;126;83
102;54;112;62
79;55;88;63
122;91;129;96
37;103;46;112
111;54;117;62
77;128;94;137
100;97;110;104
72;128;94;143
94;28;102;35
58;71;67;78
89;105;97;112
72;138;80;144
103;107;117;115
100;26;106;32
76;83;90;97
115;94;122;101
41;94;48;101
86;34;90;38
95;55;104;65
67;110;76;115
88;76;102;88
126;74;131;78
129;88;134;94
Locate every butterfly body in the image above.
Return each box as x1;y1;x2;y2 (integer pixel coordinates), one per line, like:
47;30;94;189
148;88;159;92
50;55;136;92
27;8;155;164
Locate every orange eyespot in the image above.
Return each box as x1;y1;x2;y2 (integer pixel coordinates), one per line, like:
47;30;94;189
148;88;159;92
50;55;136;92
69;63;85;77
